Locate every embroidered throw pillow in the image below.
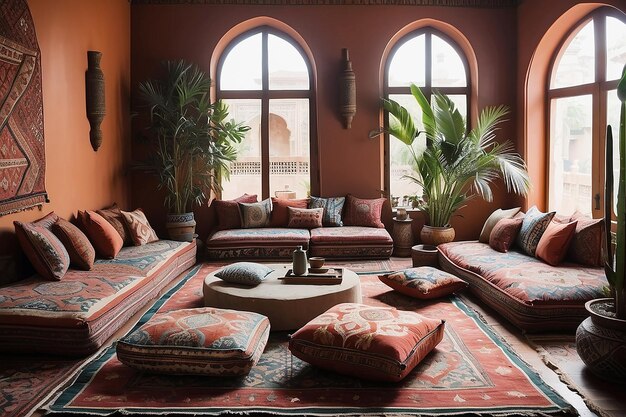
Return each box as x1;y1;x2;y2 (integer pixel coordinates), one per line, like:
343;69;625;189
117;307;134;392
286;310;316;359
51;218;95;270
270;197;309;227
239;198;272;228
479;207;521;243
567;211;604;266
121;209;159;246
214;262;274;286
83;210;124;259
536;221;578;266
116;307;270;376
489;217;524;253
309;196;346;226
287;207;323;229
97;203;130;244
343;195;385;228
213;194;258;231
379;267;468;299
289;303;445;382
14;221;70;281
515;206;555;256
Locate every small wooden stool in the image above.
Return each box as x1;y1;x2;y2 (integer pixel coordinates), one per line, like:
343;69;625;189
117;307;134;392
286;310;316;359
411;244;439;267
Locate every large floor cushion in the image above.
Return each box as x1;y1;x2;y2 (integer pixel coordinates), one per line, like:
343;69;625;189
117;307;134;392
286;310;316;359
438;241;607;332
206;228;310;259
289;303;445;382
116;307;270;376
0;240;197;356
309;226;393;259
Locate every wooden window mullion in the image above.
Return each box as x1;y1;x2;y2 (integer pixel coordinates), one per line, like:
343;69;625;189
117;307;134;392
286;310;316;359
261;30;270;200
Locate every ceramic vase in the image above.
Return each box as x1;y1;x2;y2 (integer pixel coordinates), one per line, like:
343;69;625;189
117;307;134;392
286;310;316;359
420;225;455;247
292;246;307;276
165;212;196;242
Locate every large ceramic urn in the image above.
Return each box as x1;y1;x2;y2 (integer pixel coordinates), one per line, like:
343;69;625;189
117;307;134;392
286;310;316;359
420;225;455;247
165;212;196;242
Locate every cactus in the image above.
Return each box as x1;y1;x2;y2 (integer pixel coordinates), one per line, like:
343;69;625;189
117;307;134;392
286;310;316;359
604;65;626;320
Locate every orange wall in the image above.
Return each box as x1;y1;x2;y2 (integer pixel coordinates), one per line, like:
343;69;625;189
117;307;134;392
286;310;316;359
130;4;518;241
0;0;131;277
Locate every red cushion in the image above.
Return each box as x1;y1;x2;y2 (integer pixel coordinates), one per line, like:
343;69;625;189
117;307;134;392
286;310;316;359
536;220;578;266
84;211;124;259
97;203;130;244
287;207;323;229
489;217;523;253
343;195;386;228
270;197;309;227
213;194;258;231
14;220;70;281
289;303;445;382
567;211;604;266
51;218;95;270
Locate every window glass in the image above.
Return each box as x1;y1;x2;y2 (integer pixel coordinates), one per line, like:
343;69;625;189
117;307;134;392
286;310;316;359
549;95;593;216
388;35;426;87
432;34;467;87
269;99;310;199
221;99;262;200
606;16;626;81
220;33;262;91
268;34;309;90
608;89;621;212
551;20;595;89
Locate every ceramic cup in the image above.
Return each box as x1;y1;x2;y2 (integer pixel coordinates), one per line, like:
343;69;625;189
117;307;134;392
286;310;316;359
309;257;325;269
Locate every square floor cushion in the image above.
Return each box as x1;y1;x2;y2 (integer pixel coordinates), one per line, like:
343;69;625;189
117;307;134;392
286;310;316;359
379;267;468;299
116;307;270;376
289;303;445;382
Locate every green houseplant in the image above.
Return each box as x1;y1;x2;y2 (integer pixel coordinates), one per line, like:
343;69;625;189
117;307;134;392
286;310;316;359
382;84;530;245
575;66;626;382
138;60;249;241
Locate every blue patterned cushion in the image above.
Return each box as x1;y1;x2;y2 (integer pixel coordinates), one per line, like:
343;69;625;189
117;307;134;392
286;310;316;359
215;262;274;286
239;199;272;228
515;206;555;256
309;196;345;226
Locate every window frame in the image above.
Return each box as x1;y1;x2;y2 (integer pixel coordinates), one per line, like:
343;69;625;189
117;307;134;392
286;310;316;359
216;25;318;200
383;27;471;202
546;8;624;216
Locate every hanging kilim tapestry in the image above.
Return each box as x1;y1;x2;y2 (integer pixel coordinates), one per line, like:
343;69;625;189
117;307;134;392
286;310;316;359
0;0;47;216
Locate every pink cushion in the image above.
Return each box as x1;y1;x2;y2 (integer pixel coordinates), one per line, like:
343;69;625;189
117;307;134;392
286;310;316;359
116;307;270;376
289;303;445;382
536;221;578;266
489;217;523;253
287;207;323;229
97;204;130;244
84;211;124;259
379;267;468;299
270;198;309;227
343;195;385;228
213;194;258;231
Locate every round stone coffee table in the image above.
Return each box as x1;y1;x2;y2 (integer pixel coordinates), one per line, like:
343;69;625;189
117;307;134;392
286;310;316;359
203;264;362;331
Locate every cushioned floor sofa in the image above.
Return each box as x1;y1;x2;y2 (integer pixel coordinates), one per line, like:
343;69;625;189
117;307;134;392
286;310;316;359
437;207;609;332
206;194;394;260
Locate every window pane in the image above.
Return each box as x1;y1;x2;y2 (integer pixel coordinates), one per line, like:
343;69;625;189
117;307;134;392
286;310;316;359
268;34;309;90
269;99;310;199
220;33;262;90
608;89;621;213
388;94;426;207
549;95;593;215
606;16;626;81
432;34;467;87
551;20;595;89
221;99;262;199
388;35;426;87
447;94;468;121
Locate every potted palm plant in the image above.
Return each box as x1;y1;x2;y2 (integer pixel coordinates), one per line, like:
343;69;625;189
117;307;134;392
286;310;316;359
138;60;249;241
575;66;626;382
382;84;530;246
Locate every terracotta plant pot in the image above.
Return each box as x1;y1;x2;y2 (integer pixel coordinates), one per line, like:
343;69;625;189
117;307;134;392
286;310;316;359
420;225;455;246
165;212;196;242
575;298;626;382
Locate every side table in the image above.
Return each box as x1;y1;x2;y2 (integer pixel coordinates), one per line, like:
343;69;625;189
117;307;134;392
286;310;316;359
392;217;414;257
411;244;439;267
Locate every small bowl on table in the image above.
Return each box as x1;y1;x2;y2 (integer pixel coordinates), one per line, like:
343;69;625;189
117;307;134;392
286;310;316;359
309;257;326;270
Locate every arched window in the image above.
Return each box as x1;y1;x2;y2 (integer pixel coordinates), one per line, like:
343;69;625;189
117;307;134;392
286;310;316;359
384;27;470;207
217;26;315;200
548;9;626;216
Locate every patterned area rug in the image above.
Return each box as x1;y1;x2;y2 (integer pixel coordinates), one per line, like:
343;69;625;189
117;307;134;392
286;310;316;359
46;264;574;416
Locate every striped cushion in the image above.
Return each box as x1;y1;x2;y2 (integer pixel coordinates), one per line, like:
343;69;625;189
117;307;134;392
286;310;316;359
117;307;270;376
14;221;70;281
515;206;555;256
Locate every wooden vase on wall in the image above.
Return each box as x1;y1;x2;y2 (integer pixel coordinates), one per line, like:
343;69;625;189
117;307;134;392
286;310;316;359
86;51;105;151
339;48;356;129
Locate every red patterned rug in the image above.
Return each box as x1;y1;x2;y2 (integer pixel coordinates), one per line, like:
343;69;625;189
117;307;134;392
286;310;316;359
45;263;574;416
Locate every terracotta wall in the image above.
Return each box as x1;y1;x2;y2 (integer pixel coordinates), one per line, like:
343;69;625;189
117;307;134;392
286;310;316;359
130;4;518;241
0;0;131;278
